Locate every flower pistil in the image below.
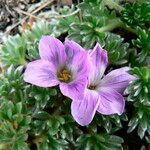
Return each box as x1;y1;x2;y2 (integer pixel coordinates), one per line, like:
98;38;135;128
88;85;98;90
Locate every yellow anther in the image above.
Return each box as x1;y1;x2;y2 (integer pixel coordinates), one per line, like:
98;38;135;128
58;69;72;83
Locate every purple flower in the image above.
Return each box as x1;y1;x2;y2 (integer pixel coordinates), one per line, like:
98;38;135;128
24;36;89;100
71;43;136;126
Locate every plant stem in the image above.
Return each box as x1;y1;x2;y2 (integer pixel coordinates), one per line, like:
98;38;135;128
95;19;122;33
50;9;80;19
103;0;124;12
77;0;83;22
95;19;138;35
14;8;41;20
121;24;138;35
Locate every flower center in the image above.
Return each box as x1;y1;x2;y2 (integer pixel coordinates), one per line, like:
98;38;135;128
88;85;97;90
58;68;72;83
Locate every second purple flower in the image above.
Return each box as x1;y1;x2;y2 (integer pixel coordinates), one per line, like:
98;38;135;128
71;43;136;126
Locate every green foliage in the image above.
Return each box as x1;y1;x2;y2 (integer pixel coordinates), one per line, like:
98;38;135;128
126;67;149;104
133;28;150;64
93;113;128;134
25;85;57;110
23;20;54;60
0;65;25;102
30;112;65;149
68;21;107;48
68;0;117;48
0;101;31;150
104;34;129;65
0;35;27;66
76;134;123;150
127;105;150;139
125;67;150;139
53;6;79;34
63;0;130;66
30;112;82;149
121;2;150;27
23;20;52;41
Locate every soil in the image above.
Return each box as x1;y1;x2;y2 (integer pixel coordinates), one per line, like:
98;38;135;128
0;0;76;43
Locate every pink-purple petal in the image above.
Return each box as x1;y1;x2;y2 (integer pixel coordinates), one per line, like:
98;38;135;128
88;43;108;85
59;76;88;100
97;88;125;115
39;36;66;68
65;40;88;73
100;67;136;93
71;89;100;126
24;59;59;87
58;40;89;100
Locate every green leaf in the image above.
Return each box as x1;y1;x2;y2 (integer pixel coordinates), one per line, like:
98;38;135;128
104;33;129;65
132;28;150;63
0;101;31;147
0;35;27;66
34;111;51;120
121;2;150;27
77;134;123;150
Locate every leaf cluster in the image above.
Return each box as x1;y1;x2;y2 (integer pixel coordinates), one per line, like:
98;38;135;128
132;28;150;65
121;2;150;27
0;101;31;150
125;67;150;139
0;35;26;66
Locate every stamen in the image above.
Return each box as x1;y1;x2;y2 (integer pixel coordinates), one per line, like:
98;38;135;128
58;68;72;83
